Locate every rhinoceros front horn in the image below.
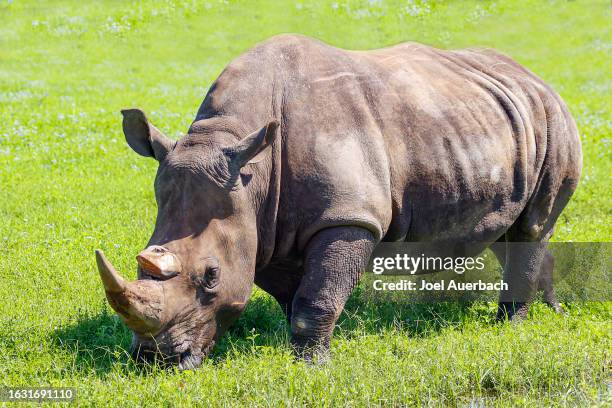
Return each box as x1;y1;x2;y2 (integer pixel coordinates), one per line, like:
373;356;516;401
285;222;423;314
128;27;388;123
96;249;126;293
95;249;167;335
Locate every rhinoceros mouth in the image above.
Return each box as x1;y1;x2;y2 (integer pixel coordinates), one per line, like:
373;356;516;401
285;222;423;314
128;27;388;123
129;328;215;369
178;350;203;371
130;347;207;370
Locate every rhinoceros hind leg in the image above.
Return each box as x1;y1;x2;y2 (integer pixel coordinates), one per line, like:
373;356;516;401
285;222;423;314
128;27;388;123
538;249;565;314
290;226;376;363
493;237;549;321
492;242;563;317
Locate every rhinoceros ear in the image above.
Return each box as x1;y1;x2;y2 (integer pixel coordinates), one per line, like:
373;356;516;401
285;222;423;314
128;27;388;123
226;120;279;170
121;108;175;161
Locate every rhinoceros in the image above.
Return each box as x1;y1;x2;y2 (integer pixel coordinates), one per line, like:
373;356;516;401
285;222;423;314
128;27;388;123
95;34;581;369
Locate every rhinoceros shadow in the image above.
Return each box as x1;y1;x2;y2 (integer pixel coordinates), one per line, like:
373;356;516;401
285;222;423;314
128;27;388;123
51;307;134;375
52;291;481;375
336;284;496;339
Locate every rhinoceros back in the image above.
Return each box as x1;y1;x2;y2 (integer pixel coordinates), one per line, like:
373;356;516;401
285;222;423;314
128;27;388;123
195;35;581;250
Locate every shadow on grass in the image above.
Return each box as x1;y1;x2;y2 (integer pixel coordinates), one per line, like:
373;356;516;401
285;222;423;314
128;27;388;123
52;289;487;375
214;289;498;362
338;284;497;338
50;296;291;375
51;307;134;376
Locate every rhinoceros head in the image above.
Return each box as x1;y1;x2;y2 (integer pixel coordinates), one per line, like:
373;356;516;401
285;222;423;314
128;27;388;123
96;109;278;370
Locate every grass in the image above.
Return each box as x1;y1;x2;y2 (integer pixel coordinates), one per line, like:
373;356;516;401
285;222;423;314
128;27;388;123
0;0;610;406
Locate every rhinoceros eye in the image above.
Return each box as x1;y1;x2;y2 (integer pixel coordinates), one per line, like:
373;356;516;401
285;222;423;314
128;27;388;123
192;257;221;291
204;264;220;289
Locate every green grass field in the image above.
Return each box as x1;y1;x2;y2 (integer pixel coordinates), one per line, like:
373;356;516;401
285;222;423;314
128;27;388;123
1;0;610;406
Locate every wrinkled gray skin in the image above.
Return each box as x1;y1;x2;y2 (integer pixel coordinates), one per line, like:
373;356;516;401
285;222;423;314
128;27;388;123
96;34;581;369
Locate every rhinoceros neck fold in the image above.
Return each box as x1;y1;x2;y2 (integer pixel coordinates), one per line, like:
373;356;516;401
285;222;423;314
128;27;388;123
252;124;283;269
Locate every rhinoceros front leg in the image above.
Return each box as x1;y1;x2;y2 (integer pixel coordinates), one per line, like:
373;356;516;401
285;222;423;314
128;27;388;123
290;226;376;362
